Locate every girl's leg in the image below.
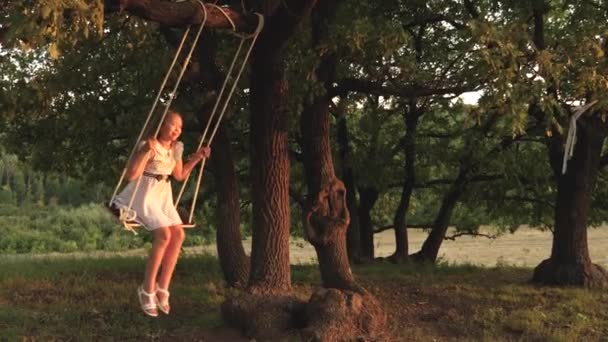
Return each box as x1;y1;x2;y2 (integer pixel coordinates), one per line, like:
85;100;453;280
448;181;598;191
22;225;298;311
143;227;172;293
157;224;185;292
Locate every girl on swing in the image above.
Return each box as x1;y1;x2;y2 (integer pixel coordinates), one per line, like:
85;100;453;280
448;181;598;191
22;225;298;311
111;109;211;317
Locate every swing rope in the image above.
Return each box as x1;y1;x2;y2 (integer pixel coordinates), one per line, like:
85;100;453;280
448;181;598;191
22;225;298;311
108;27;192;210
176;13;265;224
109;0;208;232
109;2;264;231
208;3;237;32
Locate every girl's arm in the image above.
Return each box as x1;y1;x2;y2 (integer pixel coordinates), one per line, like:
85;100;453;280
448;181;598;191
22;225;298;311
172;146;211;182
125;140;156;181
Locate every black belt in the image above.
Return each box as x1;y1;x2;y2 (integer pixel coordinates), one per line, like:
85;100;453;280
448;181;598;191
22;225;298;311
143;171;171;182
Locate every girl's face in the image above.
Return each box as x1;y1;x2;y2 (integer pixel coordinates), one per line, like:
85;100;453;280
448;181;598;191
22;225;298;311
160;113;183;141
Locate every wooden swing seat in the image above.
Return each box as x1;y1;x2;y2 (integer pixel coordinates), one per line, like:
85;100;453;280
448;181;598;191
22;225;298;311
106;203;196;231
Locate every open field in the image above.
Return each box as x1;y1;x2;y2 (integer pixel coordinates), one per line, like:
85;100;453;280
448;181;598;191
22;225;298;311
4;227;608;268
288;226;608;267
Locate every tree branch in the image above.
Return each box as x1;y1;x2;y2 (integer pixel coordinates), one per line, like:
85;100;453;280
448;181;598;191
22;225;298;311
444;231;497;241
332;78;478;99
374;224;432;233
103;0;258;32
412;174;503;189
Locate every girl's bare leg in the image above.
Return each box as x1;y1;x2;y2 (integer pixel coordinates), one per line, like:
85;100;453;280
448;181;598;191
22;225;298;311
157;224;185;293
143;227;172;293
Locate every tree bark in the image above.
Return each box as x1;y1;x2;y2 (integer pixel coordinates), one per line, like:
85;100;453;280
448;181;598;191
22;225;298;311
241;0;317;295
391;101;421;262
533;115;608;288
301;97;354;290
222;2;319;339
210;126;250;288
104;0;257;32
295;3;387;339
246;33;292;296
299;0;355;292
298;20;387;338
412;173;467;263
337;114;362;261
358;186;378;262
300;102;387;339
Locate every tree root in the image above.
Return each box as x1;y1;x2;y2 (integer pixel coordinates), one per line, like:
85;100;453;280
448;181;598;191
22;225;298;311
222;288;388;341
221;293;306;340
301;288;388;341
532;258;608;289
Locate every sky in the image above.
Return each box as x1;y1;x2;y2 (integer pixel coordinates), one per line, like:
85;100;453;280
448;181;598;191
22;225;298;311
459;90;481;105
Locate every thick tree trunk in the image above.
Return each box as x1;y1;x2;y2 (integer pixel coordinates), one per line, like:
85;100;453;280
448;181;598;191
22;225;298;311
300;79;386;342
412;174;467;263
337;114;361;261
391;101;421;263
222;38;299;342
358;186;378;262
222;2;317;340
300;109;387;339
295;4;387;339
210;127;250;288
301;98;354;290
533;116;608;288
246;37;291;295
391;189;411;261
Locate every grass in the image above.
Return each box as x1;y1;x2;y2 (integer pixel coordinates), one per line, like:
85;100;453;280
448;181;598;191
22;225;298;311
1;255;607;341
0;255;226;341
354;262;608;341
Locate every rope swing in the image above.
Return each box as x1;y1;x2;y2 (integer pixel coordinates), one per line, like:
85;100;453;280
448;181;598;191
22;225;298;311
109;2;264;233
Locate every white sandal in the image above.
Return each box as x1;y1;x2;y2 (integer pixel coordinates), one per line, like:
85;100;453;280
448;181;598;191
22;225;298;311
137;286;158;317
155;283;170;314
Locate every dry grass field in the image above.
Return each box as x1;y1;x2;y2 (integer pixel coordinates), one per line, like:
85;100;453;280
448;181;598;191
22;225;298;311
246;226;608;267
5;226;608;269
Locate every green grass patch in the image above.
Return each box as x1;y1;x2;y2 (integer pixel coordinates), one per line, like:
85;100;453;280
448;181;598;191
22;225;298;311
1;255;607;341
0;203;214;254
0;255;226;340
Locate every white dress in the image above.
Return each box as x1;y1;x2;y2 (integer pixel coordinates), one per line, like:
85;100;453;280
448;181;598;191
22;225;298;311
112;141;184;231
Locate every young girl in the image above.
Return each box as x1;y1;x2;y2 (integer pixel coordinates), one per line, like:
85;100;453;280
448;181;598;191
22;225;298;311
112;110;210;317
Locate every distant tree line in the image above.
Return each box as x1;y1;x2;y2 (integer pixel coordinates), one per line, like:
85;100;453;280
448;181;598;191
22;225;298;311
0;147;106;206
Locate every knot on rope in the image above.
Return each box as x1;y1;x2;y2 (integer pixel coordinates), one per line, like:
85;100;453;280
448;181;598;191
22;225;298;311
119;207;138;222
